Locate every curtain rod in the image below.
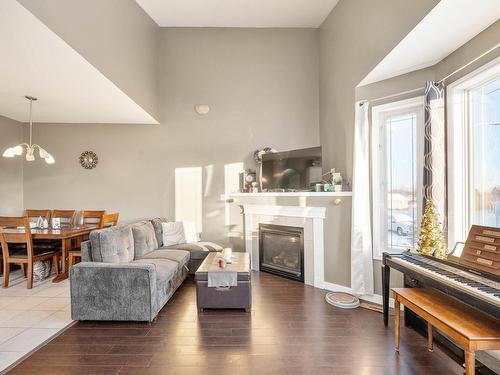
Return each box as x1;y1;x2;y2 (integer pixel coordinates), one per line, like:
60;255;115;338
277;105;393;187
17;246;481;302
438;42;500;83
367;86;425;104
365;42;500;104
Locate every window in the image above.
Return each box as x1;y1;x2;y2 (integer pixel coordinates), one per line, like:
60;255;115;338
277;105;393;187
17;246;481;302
372;97;424;258
448;58;500;246
471;78;500;226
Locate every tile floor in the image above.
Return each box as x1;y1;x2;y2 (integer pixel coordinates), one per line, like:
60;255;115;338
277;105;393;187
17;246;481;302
0;270;73;373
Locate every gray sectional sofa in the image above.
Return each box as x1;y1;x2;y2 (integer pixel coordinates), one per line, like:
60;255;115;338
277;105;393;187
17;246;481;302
70;218;221;322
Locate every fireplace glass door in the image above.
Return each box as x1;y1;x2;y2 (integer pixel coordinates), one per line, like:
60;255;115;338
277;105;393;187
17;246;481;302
259;224;304;282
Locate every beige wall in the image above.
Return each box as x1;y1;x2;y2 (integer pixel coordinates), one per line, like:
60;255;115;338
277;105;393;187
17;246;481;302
0;116;23;215
318;0;439;292
18;0;160;121
22;28;320;243
319;0;440;180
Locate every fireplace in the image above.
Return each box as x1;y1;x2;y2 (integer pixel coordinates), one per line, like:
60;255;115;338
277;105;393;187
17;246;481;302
259;224;304;282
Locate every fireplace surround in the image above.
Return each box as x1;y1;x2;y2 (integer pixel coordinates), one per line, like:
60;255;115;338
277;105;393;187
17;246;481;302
240;204;327;287
259;223;304;282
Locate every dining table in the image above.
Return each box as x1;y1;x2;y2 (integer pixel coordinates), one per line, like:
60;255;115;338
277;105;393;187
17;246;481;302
2;225;97;282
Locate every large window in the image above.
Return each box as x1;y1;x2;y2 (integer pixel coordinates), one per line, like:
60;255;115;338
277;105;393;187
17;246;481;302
471;77;500;227
448;58;500;245
372;97;424;258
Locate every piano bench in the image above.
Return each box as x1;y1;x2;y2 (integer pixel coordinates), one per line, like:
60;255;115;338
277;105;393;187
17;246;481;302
392;287;500;375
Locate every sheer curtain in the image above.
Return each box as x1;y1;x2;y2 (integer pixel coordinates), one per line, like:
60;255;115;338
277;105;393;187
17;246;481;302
351;100;374;296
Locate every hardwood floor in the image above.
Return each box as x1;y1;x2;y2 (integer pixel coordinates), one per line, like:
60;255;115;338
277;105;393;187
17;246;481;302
8;272;463;375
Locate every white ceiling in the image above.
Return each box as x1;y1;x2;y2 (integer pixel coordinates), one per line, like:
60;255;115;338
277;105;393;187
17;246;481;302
0;0;158;124
359;0;500;86
135;0;339;28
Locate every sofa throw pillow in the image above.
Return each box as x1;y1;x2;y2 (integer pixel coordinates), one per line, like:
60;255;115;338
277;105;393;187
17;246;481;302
131;221;158;259
182;221;199;243
150;217;168;247
161;221;186;247
161;221;200;246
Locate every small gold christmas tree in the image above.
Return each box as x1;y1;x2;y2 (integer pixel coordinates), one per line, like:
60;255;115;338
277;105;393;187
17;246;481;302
416;200;447;259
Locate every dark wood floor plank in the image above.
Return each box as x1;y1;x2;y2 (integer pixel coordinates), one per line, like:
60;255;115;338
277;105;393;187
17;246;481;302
8;272;464;374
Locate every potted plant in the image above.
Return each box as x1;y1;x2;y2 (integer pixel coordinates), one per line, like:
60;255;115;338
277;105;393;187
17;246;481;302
332;172;343;192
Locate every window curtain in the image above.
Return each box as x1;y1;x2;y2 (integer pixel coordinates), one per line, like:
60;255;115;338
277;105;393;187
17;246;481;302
351;100;374;296
423;81;447;232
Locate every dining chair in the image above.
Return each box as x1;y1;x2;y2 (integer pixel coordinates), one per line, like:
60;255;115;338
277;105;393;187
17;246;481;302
69;210;112;267
0;216;60;289
24;209;52;224
52;209;77;227
102;213;120;228
23;209;55;250
79;210;106;228
49;210;78;255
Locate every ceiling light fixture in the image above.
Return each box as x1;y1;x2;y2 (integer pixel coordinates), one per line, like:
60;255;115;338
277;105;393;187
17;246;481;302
2;96;55;164
194;104;210;115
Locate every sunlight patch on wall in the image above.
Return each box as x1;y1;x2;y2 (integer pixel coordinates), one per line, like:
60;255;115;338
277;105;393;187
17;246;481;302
204;164;214;197
175;167;203;232
224;162;244;228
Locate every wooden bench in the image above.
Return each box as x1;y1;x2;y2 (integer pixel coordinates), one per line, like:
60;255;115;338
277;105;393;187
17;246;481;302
392;288;500;375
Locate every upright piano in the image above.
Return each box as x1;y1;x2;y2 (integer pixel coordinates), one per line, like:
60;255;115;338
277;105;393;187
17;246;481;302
382;225;500;374
382;225;500;370
382;225;500;324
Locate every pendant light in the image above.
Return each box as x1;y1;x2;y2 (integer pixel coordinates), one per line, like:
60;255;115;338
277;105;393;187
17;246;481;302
2;96;55;164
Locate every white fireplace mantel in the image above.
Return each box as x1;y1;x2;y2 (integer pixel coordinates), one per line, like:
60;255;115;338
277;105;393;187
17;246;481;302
241;204;326;219
241;203;326;288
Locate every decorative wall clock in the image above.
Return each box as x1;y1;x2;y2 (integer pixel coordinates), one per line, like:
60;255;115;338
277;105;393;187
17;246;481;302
79;151;98;169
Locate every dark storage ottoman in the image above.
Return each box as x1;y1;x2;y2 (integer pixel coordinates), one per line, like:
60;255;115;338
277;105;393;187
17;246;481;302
195;252;251;312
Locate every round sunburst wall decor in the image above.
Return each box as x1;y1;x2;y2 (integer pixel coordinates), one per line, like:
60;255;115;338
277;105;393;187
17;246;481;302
79;151;98;169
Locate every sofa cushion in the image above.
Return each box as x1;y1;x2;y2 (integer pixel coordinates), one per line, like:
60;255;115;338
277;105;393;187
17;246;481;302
131;221;158;260
140;249;189;270
150;217;168;247
90;225;134;263
132;258;178;284
162;241;223;260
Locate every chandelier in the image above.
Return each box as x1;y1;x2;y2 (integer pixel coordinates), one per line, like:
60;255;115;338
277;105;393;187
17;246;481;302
2;96;54;164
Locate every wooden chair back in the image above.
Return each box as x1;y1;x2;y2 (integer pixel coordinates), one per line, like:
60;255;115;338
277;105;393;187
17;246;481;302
102;213;119;228
68;211;113;268
0;216;33;259
24;209;51;223
52;210;77;227
80;210;105;228
0;216;60;289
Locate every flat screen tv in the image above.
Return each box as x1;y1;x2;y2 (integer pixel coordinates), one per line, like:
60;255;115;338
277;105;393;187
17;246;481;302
260;147;322;192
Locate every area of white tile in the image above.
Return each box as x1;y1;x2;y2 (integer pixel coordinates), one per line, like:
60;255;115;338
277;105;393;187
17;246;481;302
36;310;72;329
0;270;73;373
0;309;56;328
30;297;70;311
0;328;60;352
0;328;25;345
